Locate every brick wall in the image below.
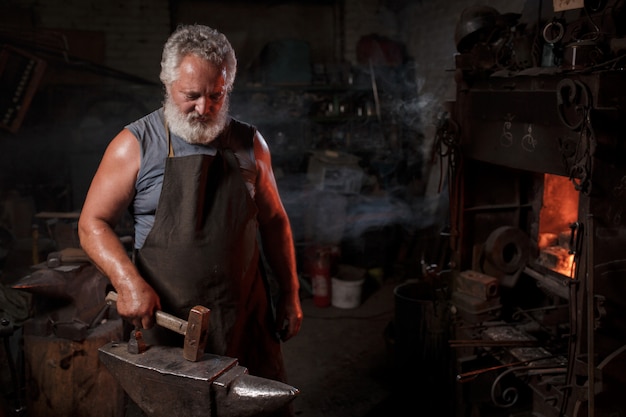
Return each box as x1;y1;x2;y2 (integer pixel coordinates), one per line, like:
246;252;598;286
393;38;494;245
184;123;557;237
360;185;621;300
344;0;526;138
10;0;527;96
344;0;402;63
27;0;171;82
340;0;526;194
401;0;526;124
0;0;532;213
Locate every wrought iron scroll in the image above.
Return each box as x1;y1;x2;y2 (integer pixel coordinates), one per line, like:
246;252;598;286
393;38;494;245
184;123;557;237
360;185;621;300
556;78;596;194
490;365;567;408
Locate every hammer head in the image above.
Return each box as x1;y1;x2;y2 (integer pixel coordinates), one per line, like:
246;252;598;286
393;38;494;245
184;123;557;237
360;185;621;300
183;305;210;361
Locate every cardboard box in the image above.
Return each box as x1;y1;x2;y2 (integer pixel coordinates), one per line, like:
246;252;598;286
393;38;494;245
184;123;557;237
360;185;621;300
306;150;363;194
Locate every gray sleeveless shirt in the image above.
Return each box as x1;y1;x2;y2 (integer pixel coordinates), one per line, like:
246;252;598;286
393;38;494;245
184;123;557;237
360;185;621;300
125;108;257;248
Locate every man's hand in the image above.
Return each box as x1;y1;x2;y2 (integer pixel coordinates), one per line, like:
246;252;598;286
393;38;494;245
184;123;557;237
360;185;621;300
114;282;161;330
275;290;303;341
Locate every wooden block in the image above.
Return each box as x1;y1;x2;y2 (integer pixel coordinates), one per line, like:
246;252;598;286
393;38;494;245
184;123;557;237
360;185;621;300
23;318;125;417
454;270;499;300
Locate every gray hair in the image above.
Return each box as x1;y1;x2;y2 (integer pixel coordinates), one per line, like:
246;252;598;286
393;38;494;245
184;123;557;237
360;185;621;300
160;24;237;90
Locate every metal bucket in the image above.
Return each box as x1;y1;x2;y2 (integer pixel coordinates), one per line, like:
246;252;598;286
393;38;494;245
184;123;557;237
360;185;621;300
392;280;452;414
394;280;451;374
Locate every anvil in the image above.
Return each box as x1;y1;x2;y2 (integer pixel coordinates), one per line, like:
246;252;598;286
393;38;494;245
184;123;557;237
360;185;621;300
98;341;299;417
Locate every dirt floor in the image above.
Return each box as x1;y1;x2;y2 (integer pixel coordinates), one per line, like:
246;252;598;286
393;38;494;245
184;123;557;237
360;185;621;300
282;276;418;417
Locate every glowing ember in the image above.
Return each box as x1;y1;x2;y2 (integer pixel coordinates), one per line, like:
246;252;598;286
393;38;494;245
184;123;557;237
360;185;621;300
537;174;579;278
537;241;575;277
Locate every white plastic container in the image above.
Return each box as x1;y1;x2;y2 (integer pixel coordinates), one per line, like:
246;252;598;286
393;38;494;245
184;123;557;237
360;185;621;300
331;276;365;309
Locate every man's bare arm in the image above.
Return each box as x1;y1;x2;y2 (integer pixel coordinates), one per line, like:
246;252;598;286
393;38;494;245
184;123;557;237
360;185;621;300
78;128;160;329
253;131;303;341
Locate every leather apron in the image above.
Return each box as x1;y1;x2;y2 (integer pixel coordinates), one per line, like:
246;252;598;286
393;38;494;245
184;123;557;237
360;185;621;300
134;123;286;383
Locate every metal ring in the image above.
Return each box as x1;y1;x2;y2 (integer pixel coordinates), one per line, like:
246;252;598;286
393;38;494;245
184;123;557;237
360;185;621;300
556;78;590;131
484;226;529;274
543;21;564;44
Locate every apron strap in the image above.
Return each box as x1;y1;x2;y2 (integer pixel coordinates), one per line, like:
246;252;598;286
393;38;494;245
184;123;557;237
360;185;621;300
164;119;174;157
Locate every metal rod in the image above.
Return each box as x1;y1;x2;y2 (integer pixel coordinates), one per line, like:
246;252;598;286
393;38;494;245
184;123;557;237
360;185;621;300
456;355;556;382
449;339;539;347
368;59;382;123
586;213;595;417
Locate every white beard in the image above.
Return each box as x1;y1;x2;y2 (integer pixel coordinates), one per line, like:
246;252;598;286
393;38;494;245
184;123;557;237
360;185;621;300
163;94;230;145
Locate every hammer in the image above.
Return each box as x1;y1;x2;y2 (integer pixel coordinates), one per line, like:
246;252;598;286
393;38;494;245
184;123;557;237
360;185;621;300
105;291;210;361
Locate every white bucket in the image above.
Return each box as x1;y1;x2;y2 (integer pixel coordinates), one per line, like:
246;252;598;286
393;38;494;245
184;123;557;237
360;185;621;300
331;277;365;309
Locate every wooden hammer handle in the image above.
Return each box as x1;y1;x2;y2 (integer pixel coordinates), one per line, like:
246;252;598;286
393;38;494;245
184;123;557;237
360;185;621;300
105;291;188;335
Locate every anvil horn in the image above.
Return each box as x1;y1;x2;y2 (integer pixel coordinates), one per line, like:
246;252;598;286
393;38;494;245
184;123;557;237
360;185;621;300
98;342;299;417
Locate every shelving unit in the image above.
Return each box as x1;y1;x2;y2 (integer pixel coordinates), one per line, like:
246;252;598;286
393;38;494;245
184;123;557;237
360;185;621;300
231;74;415;164
230;64;424;273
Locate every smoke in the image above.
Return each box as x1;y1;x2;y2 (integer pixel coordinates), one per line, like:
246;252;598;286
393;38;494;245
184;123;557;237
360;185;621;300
230;62;450;265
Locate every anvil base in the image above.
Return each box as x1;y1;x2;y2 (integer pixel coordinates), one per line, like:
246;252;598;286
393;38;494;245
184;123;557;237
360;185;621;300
98;342;298;417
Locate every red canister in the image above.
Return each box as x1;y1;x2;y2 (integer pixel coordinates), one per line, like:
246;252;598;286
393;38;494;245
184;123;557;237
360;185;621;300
310;247;331;307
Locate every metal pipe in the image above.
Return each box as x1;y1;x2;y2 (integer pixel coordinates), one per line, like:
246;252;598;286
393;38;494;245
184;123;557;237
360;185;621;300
586;213;595;417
